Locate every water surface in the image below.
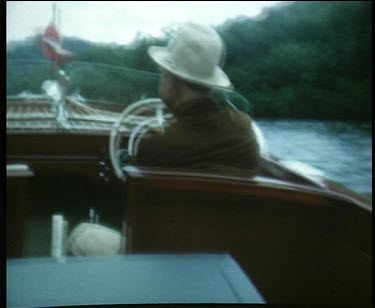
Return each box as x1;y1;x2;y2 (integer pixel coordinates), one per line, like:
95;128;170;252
256;119;372;199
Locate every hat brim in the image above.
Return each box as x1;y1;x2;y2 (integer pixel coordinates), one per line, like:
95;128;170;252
148;46;232;89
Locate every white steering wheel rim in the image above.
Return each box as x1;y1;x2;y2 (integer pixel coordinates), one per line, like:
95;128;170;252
109;98;172;181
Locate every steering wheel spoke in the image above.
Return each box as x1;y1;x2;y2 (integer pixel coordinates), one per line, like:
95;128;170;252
109;98;173;181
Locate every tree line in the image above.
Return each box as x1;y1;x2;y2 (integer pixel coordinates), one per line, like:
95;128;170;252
7;1;372;120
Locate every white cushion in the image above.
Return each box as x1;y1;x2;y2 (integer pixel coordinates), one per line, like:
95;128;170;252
68;223;122;256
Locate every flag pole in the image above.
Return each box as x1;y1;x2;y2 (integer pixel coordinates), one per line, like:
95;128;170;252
52;2;68;127
53;2;56;27
57;4;68;128
50;3;58;69
58;9;61;43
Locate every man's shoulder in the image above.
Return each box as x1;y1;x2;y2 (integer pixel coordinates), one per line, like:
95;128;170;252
222;106;253;126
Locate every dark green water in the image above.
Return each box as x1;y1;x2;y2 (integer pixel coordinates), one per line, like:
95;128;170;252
257;119;372;199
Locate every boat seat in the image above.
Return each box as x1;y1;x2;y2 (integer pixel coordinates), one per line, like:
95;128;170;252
123;169;372;306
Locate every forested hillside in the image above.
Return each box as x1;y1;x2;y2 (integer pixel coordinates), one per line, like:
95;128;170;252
7;1;371;120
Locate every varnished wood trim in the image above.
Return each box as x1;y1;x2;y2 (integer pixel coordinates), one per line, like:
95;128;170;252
124;166;371;211
127;176;334;207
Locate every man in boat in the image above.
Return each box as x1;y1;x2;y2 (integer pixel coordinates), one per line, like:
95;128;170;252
69;23;261;256
130;22;261;175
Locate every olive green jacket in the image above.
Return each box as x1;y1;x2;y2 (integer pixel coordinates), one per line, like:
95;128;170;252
132;97;260;175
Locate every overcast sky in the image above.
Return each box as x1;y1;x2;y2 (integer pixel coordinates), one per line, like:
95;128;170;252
7;1;285;45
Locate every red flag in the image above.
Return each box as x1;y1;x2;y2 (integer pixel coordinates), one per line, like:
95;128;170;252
41;23;73;64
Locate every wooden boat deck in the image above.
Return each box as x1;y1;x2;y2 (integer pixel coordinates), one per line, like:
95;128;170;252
6;97;122;132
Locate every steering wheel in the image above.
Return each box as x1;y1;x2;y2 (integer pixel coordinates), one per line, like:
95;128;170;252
109;98;173;181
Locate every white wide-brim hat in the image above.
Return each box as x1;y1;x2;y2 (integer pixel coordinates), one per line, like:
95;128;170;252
148;22;232;89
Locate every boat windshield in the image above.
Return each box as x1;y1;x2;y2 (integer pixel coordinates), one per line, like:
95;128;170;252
6;59;160;107
6;59;253;109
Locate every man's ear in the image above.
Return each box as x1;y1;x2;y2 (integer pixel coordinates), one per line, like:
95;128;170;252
167;73;176;85
165;74;179;94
